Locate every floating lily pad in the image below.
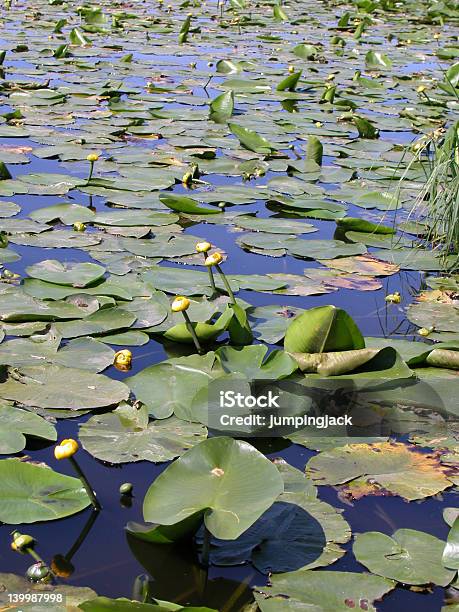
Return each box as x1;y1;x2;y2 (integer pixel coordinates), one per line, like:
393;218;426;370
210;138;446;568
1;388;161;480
353;529;455;586
0;459;90;523
0;404;56;454
143;437;284;539
306;442;453;500
26;260;106;288
0;365;129;409
255;570;394;611
79;403;207;463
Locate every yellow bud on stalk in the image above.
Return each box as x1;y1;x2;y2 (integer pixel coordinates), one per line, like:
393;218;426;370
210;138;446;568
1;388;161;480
171;295;191;312
171;296;202;353
196;241;212;253
54;438;100;510
86;153;99;182
205;252;223;267
11;533;35;552
54;438;79;460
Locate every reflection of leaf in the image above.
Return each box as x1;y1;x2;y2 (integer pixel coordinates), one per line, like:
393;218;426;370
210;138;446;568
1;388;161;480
307;441;453;500
354;529;455;586
143;437;283;539
0;459;90;523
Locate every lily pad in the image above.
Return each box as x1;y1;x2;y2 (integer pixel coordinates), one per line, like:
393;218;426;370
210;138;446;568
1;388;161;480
143;437;284;539
306;441;453;500
0;404;56;454
0;365;129;409
79;403;207;463
353;529;455;586
26;260;106;288
0;459;90;523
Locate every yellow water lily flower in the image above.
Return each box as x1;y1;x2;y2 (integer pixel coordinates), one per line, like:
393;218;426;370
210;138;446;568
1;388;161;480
205;252;223;267
114;349;132;371
54;438;79;460
196;241;212;253
171;295;191;312
86;153;99;162
385;291;401;304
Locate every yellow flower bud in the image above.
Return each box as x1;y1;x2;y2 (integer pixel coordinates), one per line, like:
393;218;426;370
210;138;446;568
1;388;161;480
73;222;86;232
385;291;401;304
205;252;223;267
418;327;433;337
171;295;190;312
54;438;79;460
196;241;212;253
315;121;323;128
11;534;34;552
416;85;426;93
288;65;295;73
114;349;132;371
86;153;99;163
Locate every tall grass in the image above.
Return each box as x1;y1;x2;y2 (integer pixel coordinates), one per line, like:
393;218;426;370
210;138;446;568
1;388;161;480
404;121;459;272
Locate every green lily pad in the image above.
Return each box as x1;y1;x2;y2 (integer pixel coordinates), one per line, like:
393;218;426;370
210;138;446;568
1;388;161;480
353;529;455;586
255;570;394;611
143;437;284;539
0;365;129;409
0;404;56;454
26;260;106;288
79;403;207;463
0;459;90;523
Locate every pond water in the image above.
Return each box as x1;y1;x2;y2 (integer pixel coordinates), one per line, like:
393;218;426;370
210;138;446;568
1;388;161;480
0;0;458;610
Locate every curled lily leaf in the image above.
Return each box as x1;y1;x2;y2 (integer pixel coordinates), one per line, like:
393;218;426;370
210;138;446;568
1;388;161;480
289;348;381;376
426;348;459;369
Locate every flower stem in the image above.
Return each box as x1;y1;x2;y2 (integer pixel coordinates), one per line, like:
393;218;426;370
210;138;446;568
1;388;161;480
69;456;101;511
182;311;203;354
215;264;236;304
202;253;217;297
201;525;211;568
87;162;94;183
